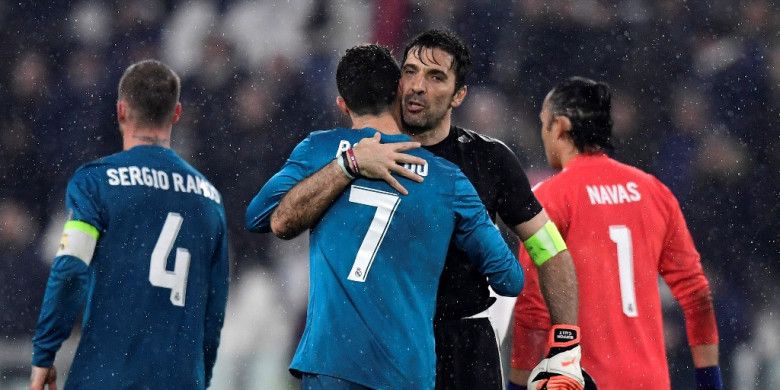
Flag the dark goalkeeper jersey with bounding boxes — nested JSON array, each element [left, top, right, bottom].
[[424, 126, 542, 319]]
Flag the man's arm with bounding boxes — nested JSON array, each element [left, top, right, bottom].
[[267, 132, 426, 239], [31, 170, 103, 388], [657, 180, 720, 387], [31, 256, 90, 376], [453, 173, 523, 296], [269, 159, 351, 239], [513, 210, 578, 325], [510, 210, 579, 387]]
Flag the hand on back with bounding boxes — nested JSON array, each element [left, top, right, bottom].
[[352, 132, 426, 195]]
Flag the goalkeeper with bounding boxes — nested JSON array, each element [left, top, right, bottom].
[[510, 77, 721, 390]]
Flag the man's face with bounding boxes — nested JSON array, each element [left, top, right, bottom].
[[539, 94, 562, 169], [399, 46, 461, 134]]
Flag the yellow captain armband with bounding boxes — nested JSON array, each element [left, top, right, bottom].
[[55, 220, 100, 265], [523, 220, 567, 267]]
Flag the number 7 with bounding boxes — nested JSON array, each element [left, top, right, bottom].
[[347, 186, 400, 282]]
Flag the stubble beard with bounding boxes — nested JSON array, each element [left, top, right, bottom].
[[401, 102, 448, 136], [401, 113, 433, 135]]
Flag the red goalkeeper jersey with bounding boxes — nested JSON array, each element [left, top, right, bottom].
[[512, 153, 717, 389]]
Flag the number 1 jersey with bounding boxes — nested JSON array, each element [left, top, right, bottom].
[[512, 153, 715, 389], [33, 145, 229, 389]]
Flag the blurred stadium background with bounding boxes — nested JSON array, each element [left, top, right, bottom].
[[1, 1, 777, 388]]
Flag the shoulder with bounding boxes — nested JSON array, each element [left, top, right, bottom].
[[68, 154, 119, 185], [530, 174, 559, 199], [607, 157, 673, 195], [307, 128, 353, 142], [453, 126, 522, 174], [452, 126, 513, 153]]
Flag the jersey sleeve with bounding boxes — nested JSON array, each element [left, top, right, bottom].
[[245, 134, 315, 232], [657, 181, 718, 346], [204, 213, 229, 387], [32, 167, 105, 367], [493, 141, 543, 227], [452, 172, 523, 296]]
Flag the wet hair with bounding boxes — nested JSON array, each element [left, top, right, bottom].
[[548, 77, 614, 153], [118, 60, 181, 127], [336, 44, 400, 116], [402, 29, 472, 91]]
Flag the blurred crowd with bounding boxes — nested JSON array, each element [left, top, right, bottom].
[[1, 0, 778, 388]]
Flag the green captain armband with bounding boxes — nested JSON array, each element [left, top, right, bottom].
[[524, 220, 567, 267], [55, 220, 100, 265]]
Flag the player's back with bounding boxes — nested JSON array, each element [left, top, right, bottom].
[[66, 145, 227, 389], [285, 128, 520, 389], [531, 153, 706, 389]]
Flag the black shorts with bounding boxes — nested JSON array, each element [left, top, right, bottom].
[[434, 317, 502, 390]]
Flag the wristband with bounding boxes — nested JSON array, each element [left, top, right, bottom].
[[695, 366, 722, 390], [335, 155, 355, 180], [345, 148, 361, 177]]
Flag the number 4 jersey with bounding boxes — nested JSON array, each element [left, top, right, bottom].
[[32, 145, 229, 390], [512, 153, 717, 389], [246, 128, 523, 389]]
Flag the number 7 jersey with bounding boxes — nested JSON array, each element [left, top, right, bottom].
[[246, 128, 523, 389], [32, 145, 229, 390], [512, 153, 716, 389]]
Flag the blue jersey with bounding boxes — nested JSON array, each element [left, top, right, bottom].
[[32, 145, 229, 390], [246, 128, 522, 389]]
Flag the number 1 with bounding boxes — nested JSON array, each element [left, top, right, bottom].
[[609, 225, 638, 317]]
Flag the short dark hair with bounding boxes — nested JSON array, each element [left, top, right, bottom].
[[118, 60, 181, 127], [548, 77, 614, 153], [336, 44, 400, 116], [402, 29, 472, 91]]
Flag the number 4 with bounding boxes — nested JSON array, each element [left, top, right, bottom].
[[609, 225, 638, 317], [149, 212, 191, 307]]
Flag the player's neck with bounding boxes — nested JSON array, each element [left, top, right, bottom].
[[410, 112, 452, 146], [351, 112, 402, 135], [121, 126, 172, 150], [559, 147, 580, 168]]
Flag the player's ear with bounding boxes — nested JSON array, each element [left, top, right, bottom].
[[171, 102, 182, 125], [336, 96, 350, 115], [117, 100, 128, 123], [451, 85, 467, 108], [554, 115, 572, 140]]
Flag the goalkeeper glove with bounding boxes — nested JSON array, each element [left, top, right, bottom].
[[528, 324, 596, 390], [695, 366, 722, 390]]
